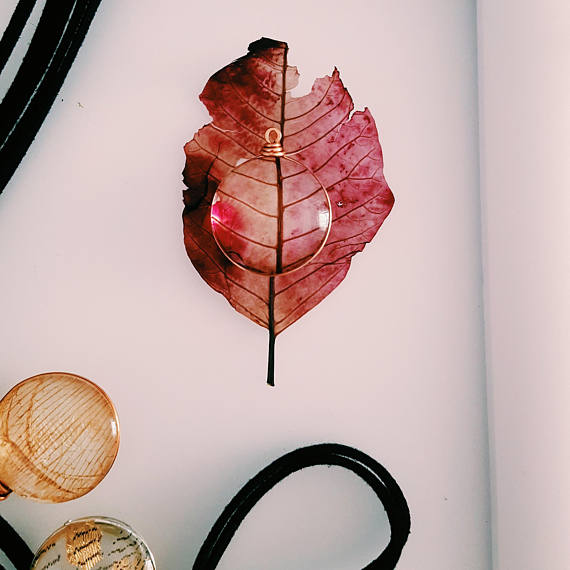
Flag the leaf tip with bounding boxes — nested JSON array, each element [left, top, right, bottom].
[[248, 37, 288, 53]]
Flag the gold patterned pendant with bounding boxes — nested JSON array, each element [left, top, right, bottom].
[[31, 517, 156, 570], [0, 372, 120, 503], [65, 521, 103, 570]]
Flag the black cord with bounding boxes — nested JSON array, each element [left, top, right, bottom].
[[0, 515, 34, 570], [0, 0, 103, 195], [0, 0, 38, 75], [0, 445, 410, 569], [193, 443, 411, 570]]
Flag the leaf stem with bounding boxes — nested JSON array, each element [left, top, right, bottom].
[[267, 328, 276, 387], [267, 276, 276, 386]]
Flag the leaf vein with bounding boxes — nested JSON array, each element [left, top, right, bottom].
[[333, 180, 389, 223], [226, 275, 268, 305], [283, 225, 321, 243], [326, 160, 380, 191], [226, 81, 281, 123], [233, 169, 277, 187], [210, 125, 257, 156], [285, 75, 336, 120], [216, 104, 266, 140], [286, 89, 349, 137], [275, 266, 344, 326], [314, 130, 373, 174], [185, 156, 221, 183], [257, 53, 284, 71], [215, 188, 278, 218], [250, 73, 282, 96], [231, 298, 268, 326], [325, 224, 378, 246], [283, 185, 322, 208], [286, 108, 351, 154], [213, 219, 277, 250], [193, 140, 233, 167], [185, 227, 226, 276]]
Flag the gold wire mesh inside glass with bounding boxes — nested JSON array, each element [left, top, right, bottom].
[[0, 372, 120, 502]]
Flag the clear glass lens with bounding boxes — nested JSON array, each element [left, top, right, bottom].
[[211, 155, 331, 276], [0, 373, 120, 502]]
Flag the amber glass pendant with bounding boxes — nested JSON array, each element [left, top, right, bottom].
[[0, 372, 120, 503], [31, 516, 156, 570], [211, 128, 332, 276]]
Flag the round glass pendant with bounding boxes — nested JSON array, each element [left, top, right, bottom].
[[211, 128, 332, 276], [31, 516, 156, 570], [0, 372, 120, 502]]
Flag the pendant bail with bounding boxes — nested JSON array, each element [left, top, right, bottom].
[[261, 127, 285, 157]]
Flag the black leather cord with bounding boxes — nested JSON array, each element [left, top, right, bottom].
[[0, 515, 34, 570], [0, 445, 410, 569], [0, 0, 102, 195], [193, 443, 411, 570], [0, 0, 38, 75]]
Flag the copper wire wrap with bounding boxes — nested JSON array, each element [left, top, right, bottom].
[[261, 127, 285, 157]]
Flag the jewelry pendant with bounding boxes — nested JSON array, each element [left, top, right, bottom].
[[31, 517, 156, 570], [0, 372, 119, 503], [211, 128, 332, 276]]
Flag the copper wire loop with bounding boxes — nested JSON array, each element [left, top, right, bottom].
[[261, 143, 285, 157], [261, 127, 285, 157]]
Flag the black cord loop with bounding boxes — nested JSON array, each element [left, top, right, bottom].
[[193, 443, 411, 569], [0, 0, 103, 195], [0, 445, 410, 569], [0, 515, 34, 570]]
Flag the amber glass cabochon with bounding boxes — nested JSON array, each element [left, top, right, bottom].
[[211, 155, 332, 276], [0, 372, 120, 502], [31, 516, 156, 570]]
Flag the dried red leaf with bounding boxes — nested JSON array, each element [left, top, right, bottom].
[[182, 38, 394, 384]]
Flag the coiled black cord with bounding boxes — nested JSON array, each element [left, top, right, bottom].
[[0, 0, 37, 75], [0, 444, 410, 569], [0, 0, 102, 195], [193, 443, 411, 569], [0, 515, 33, 570]]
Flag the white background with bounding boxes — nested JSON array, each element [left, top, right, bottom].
[[0, 1, 491, 568]]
